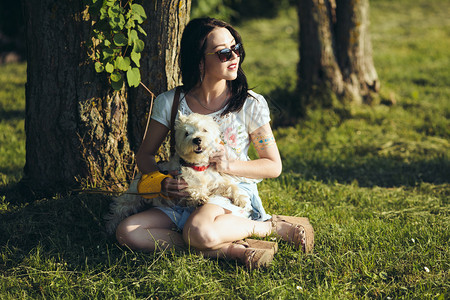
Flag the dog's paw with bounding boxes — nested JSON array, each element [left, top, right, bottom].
[[186, 196, 208, 207], [187, 188, 209, 203], [231, 193, 248, 208]]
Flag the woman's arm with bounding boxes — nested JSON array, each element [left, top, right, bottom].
[[210, 123, 282, 179], [136, 118, 189, 199], [136, 119, 170, 174]]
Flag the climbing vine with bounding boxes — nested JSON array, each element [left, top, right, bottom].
[[85, 0, 147, 90]]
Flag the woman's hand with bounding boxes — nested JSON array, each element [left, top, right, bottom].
[[209, 144, 231, 173], [161, 170, 189, 200]]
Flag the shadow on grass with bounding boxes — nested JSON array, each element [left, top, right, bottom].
[[0, 193, 236, 276], [266, 86, 305, 128], [0, 109, 24, 122], [283, 155, 450, 188], [0, 165, 23, 179], [0, 193, 121, 269]]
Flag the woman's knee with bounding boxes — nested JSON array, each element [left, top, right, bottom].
[[182, 204, 228, 249], [115, 209, 178, 250], [114, 210, 153, 248], [115, 217, 137, 247], [183, 216, 220, 249]]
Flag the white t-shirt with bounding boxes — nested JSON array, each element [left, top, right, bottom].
[[151, 88, 271, 165], [152, 88, 272, 216]]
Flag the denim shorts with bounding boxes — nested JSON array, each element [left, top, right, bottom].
[[155, 182, 271, 230]]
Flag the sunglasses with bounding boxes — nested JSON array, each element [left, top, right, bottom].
[[206, 43, 243, 62]]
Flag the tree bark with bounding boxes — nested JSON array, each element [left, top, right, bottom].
[[21, 0, 190, 196], [297, 0, 379, 107], [129, 0, 190, 161]]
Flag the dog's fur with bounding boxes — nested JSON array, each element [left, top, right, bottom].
[[104, 112, 248, 234]]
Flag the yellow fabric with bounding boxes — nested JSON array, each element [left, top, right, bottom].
[[137, 171, 173, 199]]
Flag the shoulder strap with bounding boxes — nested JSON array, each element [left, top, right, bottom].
[[170, 87, 181, 156]]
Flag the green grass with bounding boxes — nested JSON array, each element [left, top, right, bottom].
[[0, 63, 26, 186], [1, 0, 449, 298]]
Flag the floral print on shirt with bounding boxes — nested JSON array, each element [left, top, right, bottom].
[[221, 121, 247, 156]]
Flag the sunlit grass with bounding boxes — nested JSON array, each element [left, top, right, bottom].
[[0, 0, 449, 298], [0, 63, 26, 185], [237, 8, 299, 97]]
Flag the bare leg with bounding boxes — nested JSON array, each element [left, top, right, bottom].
[[182, 203, 273, 250], [115, 207, 255, 265], [116, 205, 282, 268], [115, 208, 186, 252]]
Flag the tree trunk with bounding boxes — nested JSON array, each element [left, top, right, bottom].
[[21, 0, 190, 196], [129, 0, 190, 161], [297, 0, 379, 107]]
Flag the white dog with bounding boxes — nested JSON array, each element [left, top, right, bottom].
[[105, 112, 248, 234]]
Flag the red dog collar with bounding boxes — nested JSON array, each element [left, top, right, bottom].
[[180, 158, 211, 172], [185, 164, 210, 172]]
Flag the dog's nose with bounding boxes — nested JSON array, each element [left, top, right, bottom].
[[193, 137, 202, 145]]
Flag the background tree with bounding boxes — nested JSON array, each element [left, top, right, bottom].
[[297, 0, 379, 108], [0, 1, 25, 63], [21, 0, 190, 197]]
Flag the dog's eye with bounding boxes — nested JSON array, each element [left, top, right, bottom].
[[202, 129, 208, 133], [185, 131, 189, 137]]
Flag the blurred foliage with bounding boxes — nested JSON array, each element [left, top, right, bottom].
[[191, 0, 235, 21], [0, 1, 25, 59], [191, 0, 296, 23], [0, 1, 23, 37]]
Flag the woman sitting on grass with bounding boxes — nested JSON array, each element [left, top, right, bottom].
[[115, 17, 314, 269]]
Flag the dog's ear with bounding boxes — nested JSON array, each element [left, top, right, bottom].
[[176, 111, 187, 124]]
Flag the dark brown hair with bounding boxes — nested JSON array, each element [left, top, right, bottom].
[[179, 18, 250, 115]]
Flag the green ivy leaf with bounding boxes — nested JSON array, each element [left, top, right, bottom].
[[133, 39, 145, 53], [111, 78, 124, 91], [130, 51, 141, 67], [125, 9, 132, 20], [109, 11, 125, 30], [131, 4, 147, 23], [102, 48, 114, 60], [109, 17, 118, 30], [129, 29, 138, 45], [113, 48, 122, 57], [115, 56, 130, 71], [125, 18, 134, 30], [110, 71, 122, 82], [137, 25, 147, 36], [94, 61, 104, 73], [108, 5, 120, 19], [87, 0, 147, 90], [99, 5, 108, 20], [105, 62, 114, 73], [113, 33, 127, 46], [126, 67, 141, 87], [118, 14, 126, 30]]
